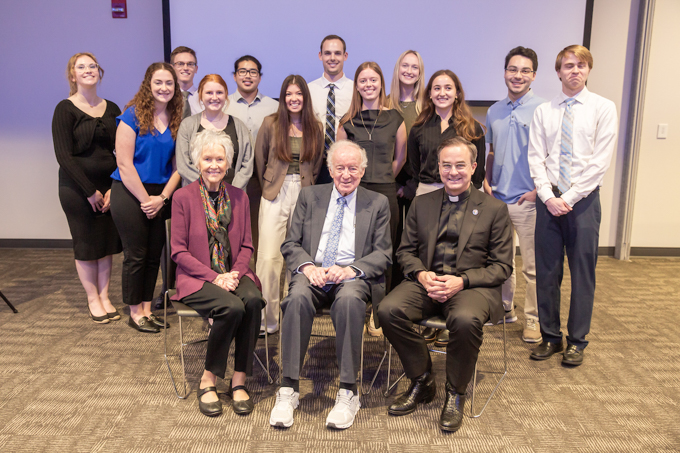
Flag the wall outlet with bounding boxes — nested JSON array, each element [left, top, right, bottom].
[[657, 124, 668, 139]]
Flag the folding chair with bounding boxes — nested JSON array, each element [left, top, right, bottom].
[[385, 315, 507, 417], [163, 219, 273, 399], [0, 290, 18, 313]]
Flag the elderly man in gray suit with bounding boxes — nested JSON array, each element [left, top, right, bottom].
[[378, 137, 513, 433], [269, 140, 392, 430]]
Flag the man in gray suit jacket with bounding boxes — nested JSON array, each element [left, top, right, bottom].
[[378, 137, 513, 433], [269, 141, 391, 430]]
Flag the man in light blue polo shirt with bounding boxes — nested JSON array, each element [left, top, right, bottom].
[[484, 46, 546, 343]]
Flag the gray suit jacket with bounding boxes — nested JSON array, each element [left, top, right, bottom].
[[281, 184, 392, 320], [397, 187, 513, 323]]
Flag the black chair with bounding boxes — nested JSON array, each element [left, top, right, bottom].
[[0, 290, 18, 313], [163, 219, 273, 399], [385, 315, 507, 418]]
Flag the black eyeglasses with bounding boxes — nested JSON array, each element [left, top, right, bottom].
[[173, 62, 196, 68], [236, 69, 259, 77], [505, 67, 535, 75]]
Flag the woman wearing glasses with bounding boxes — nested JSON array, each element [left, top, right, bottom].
[[408, 70, 485, 196], [176, 74, 254, 190], [254, 75, 323, 334], [52, 52, 122, 324], [110, 62, 183, 333]]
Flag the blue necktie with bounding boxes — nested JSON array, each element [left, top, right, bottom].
[[558, 98, 576, 194], [321, 196, 347, 291]]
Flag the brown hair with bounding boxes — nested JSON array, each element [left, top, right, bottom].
[[555, 45, 593, 71], [65, 52, 104, 96], [197, 74, 230, 110], [271, 75, 321, 163], [413, 69, 484, 141], [125, 62, 183, 140], [340, 62, 388, 127], [170, 46, 197, 64], [388, 50, 425, 115]]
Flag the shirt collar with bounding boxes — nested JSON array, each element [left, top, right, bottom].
[[321, 74, 350, 90], [234, 90, 262, 104], [184, 85, 197, 96], [560, 86, 589, 105], [505, 89, 535, 107], [443, 186, 471, 204], [331, 184, 357, 211]]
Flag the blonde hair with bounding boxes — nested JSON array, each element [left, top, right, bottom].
[[388, 50, 425, 115], [555, 45, 593, 71], [66, 52, 104, 96]]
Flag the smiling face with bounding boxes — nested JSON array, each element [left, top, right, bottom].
[[356, 68, 381, 104], [233, 59, 260, 95], [319, 39, 347, 79], [504, 55, 536, 100], [199, 143, 228, 191], [330, 145, 365, 197], [150, 69, 176, 105], [398, 53, 420, 87], [71, 55, 99, 89], [430, 74, 457, 114], [439, 144, 476, 196], [557, 52, 591, 97], [285, 83, 303, 116], [201, 81, 226, 113], [172, 52, 197, 88]]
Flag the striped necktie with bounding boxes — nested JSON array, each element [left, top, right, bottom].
[[324, 84, 336, 152], [558, 97, 576, 194], [321, 196, 347, 291]]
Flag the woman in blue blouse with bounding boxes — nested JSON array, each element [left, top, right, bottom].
[[110, 62, 183, 333]]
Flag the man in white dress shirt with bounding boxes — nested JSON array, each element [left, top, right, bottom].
[[170, 46, 201, 118], [527, 45, 618, 366], [308, 35, 353, 183]]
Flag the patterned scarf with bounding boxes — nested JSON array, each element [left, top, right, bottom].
[[199, 176, 232, 273]]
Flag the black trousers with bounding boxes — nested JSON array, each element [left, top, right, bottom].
[[110, 180, 168, 305], [392, 194, 412, 287], [378, 280, 491, 394], [360, 182, 398, 292], [535, 189, 601, 349], [181, 277, 264, 379]]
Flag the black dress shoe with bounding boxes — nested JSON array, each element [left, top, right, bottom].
[[562, 344, 584, 366], [388, 371, 436, 416], [229, 383, 254, 415], [197, 386, 223, 417], [420, 327, 439, 343], [148, 314, 170, 329], [439, 382, 465, 432], [530, 340, 564, 360], [88, 306, 110, 324], [127, 316, 160, 333], [434, 329, 449, 348], [106, 309, 121, 321]]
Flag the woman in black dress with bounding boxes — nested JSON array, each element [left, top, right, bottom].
[[52, 52, 122, 324]]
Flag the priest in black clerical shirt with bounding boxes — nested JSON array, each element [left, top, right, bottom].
[[378, 136, 513, 433]]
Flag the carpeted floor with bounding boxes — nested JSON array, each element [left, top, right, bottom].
[[0, 249, 679, 452]]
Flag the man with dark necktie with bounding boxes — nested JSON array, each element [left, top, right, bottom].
[[378, 136, 513, 432], [170, 46, 200, 119]]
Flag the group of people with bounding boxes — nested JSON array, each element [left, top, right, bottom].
[[52, 34, 617, 433]]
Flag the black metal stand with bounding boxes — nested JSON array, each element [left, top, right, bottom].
[[0, 290, 18, 313]]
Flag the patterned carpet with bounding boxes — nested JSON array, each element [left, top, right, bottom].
[[0, 249, 679, 452]]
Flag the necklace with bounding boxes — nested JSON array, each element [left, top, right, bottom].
[[290, 123, 301, 138], [360, 109, 381, 141]]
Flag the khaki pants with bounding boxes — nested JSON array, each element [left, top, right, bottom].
[[256, 175, 301, 332]]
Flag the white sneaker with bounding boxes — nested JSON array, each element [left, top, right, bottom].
[[269, 387, 299, 428], [326, 389, 361, 429]]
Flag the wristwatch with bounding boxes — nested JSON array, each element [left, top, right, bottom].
[[159, 194, 169, 205]]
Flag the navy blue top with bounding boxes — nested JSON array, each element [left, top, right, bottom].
[[111, 107, 175, 184]]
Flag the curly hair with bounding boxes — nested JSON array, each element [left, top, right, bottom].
[[413, 69, 484, 142], [125, 62, 183, 140], [66, 52, 104, 96], [340, 61, 388, 127], [271, 75, 321, 163], [190, 129, 234, 171]]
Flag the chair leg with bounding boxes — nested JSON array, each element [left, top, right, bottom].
[[363, 336, 388, 395], [384, 343, 406, 396], [254, 328, 274, 384], [164, 291, 190, 399], [0, 290, 18, 313], [468, 316, 508, 418]]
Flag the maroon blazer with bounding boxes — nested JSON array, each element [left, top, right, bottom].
[[171, 180, 261, 300]]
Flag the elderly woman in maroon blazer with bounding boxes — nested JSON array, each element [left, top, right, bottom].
[[171, 128, 264, 418]]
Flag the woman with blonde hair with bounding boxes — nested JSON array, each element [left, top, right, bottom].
[[176, 74, 254, 190], [254, 75, 323, 334], [52, 52, 123, 323], [110, 62, 183, 333]]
